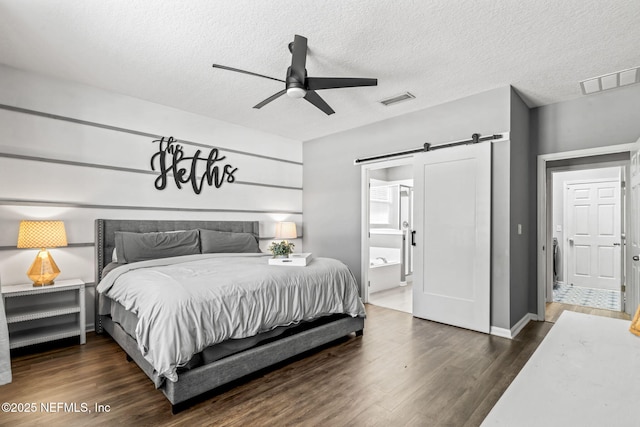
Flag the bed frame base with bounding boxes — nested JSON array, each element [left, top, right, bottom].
[[100, 314, 364, 411]]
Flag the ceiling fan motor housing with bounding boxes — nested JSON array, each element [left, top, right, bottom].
[[286, 66, 307, 98]]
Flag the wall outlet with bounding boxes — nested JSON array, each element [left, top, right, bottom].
[[556, 225, 562, 232], [518, 224, 522, 235]]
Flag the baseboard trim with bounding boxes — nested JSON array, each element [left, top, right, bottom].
[[490, 313, 538, 339]]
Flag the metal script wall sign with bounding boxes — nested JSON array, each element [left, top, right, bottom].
[[150, 136, 238, 194]]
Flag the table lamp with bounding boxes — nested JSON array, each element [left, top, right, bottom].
[[17, 220, 68, 286], [275, 222, 297, 241]]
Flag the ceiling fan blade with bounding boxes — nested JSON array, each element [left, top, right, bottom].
[[306, 77, 378, 91], [253, 89, 287, 109], [212, 64, 285, 83], [304, 90, 335, 115], [290, 35, 308, 80]]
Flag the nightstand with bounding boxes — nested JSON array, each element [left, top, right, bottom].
[[1, 279, 85, 349]]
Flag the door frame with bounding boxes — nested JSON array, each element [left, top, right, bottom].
[[537, 143, 634, 320], [360, 156, 414, 303]]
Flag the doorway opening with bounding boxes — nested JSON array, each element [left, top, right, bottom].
[[361, 159, 413, 314], [539, 147, 633, 321], [549, 166, 624, 314]]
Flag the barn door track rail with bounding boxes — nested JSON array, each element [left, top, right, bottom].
[[354, 133, 503, 164]]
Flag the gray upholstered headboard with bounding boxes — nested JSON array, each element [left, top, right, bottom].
[[94, 219, 260, 283]]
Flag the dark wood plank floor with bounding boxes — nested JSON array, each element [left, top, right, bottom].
[[0, 305, 553, 426]]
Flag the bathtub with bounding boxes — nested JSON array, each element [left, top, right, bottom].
[[369, 247, 402, 293]]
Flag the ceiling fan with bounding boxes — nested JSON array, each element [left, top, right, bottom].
[[212, 34, 377, 115]]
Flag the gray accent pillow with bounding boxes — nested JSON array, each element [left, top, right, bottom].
[[114, 230, 200, 263], [199, 229, 260, 254]]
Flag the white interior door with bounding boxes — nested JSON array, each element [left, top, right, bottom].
[[412, 143, 491, 333], [629, 137, 640, 315], [566, 180, 621, 291]]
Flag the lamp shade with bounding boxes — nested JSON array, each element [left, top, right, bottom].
[[17, 220, 68, 249], [17, 220, 67, 286], [274, 222, 297, 240]]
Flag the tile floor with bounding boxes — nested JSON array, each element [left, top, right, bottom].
[[369, 282, 412, 313], [369, 281, 623, 315], [552, 283, 621, 312]]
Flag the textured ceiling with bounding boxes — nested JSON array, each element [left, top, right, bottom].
[[1, 1, 639, 142]]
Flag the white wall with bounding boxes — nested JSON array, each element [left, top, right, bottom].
[[0, 65, 303, 330], [385, 165, 412, 182]]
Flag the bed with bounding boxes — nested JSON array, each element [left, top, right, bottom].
[[481, 311, 640, 426], [94, 219, 365, 412]]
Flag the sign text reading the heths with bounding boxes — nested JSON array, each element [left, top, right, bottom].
[[150, 136, 238, 194]]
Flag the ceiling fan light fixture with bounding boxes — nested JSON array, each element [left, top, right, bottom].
[[287, 87, 307, 98]]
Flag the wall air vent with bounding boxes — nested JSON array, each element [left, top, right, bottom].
[[379, 92, 416, 106], [580, 66, 640, 95]]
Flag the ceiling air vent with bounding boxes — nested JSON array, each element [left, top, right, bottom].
[[580, 66, 640, 95], [379, 92, 415, 106]]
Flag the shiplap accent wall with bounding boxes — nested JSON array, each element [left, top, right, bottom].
[[0, 65, 303, 329]]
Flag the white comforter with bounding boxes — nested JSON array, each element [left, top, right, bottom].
[[96, 253, 365, 382]]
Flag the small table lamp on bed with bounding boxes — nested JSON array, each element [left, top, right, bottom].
[[272, 222, 297, 256], [275, 222, 297, 242], [17, 220, 68, 287]]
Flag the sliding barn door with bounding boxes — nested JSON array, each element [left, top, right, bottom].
[[412, 143, 491, 333]]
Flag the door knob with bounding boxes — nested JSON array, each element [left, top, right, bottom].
[[634, 255, 640, 261]]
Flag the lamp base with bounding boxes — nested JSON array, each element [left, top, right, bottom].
[[32, 280, 56, 287], [27, 249, 60, 287]]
